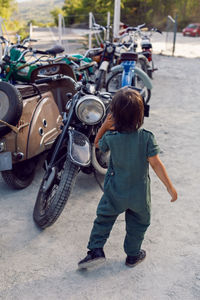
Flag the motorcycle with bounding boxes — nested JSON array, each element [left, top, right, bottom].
[[140, 27, 162, 79], [0, 35, 66, 83], [0, 63, 77, 189], [0, 36, 96, 85], [88, 23, 117, 91], [33, 75, 112, 229]]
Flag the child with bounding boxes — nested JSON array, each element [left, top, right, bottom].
[[78, 87, 177, 269]]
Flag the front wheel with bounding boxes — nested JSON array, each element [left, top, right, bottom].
[[106, 70, 151, 104], [33, 158, 79, 229]]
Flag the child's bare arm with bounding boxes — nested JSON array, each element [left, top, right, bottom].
[[94, 114, 115, 148], [148, 155, 178, 202]]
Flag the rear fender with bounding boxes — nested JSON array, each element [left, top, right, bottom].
[[110, 65, 152, 89]]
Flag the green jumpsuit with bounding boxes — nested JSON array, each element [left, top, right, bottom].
[[88, 128, 160, 256]]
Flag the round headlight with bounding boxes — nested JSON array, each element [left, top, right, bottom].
[[107, 45, 114, 53], [75, 95, 106, 125]]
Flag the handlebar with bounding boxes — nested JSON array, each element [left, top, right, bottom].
[[35, 77, 54, 84], [35, 74, 77, 86], [0, 36, 9, 42]]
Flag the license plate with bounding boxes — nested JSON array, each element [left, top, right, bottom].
[[0, 152, 12, 171]]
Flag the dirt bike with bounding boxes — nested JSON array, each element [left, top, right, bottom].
[[33, 75, 112, 229], [0, 63, 78, 189]]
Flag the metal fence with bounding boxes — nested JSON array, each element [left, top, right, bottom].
[[56, 12, 111, 52]]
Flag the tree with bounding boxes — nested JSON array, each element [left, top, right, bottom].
[[0, 0, 16, 19]]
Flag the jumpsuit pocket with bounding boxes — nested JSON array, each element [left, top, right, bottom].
[[103, 170, 114, 190]]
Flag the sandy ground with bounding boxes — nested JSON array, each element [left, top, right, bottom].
[[0, 30, 200, 299]]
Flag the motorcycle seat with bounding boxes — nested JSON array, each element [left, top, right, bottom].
[[45, 45, 65, 56], [120, 52, 138, 61]]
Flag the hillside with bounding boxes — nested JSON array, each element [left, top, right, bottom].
[[17, 0, 64, 23]]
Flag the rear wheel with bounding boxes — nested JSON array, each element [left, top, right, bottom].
[[33, 157, 79, 229], [0, 82, 23, 136], [106, 70, 151, 104], [138, 58, 148, 74]]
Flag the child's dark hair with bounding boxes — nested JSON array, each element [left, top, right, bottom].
[[110, 87, 144, 132]]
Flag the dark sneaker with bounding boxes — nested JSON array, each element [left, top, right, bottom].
[[125, 249, 146, 267], [78, 248, 106, 269]]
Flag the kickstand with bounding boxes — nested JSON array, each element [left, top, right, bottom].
[[93, 170, 104, 192]]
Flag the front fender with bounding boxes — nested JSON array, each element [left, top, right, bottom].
[[110, 65, 152, 90], [68, 129, 91, 167]]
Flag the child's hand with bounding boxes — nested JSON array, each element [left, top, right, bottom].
[[167, 186, 178, 202], [94, 114, 115, 148], [102, 113, 115, 131]]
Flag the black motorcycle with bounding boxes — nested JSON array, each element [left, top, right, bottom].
[[95, 40, 116, 91], [90, 23, 116, 91], [33, 74, 112, 229]]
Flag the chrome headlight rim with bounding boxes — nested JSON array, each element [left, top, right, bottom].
[[75, 95, 106, 125], [107, 45, 114, 54]]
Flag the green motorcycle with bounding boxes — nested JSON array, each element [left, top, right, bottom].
[[0, 36, 96, 84]]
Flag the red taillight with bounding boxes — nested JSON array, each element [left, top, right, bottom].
[[77, 73, 82, 81]]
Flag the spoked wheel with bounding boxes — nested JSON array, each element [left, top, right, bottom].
[[106, 70, 151, 104], [138, 58, 148, 74], [132, 74, 151, 104], [33, 158, 79, 229], [147, 60, 154, 79], [106, 71, 122, 94]]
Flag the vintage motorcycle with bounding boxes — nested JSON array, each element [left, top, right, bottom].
[[0, 36, 96, 85], [0, 63, 80, 189], [33, 74, 112, 229]]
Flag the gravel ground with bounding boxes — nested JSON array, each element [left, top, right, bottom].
[[0, 31, 200, 299]]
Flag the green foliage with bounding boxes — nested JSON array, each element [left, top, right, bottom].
[[50, 7, 64, 26], [16, 25, 29, 41], [0, 0, 199, 34], [61, 0, 200, 31], [0, 0, 16, 20]]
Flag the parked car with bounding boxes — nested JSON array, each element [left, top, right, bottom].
[[182, 23, 200, 37]]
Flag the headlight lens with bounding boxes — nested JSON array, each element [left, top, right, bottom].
[[75, 95, 105, 125], [107, 45, 114, 53], [0, 141, 6, 152]]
